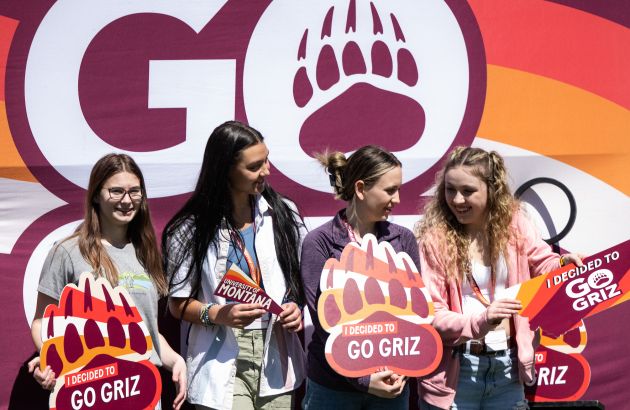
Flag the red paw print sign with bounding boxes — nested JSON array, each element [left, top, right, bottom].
[[525, 323, 591, 402], [40, 273, 161, 410], [317, 234, 442, 377]]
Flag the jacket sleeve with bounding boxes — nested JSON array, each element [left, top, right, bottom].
[[400, 228, 422, 273], [515, 210, 561, 278], [299, 231, 328, 319], [420, 237, 494, 346], [299, 229, 371, 392]]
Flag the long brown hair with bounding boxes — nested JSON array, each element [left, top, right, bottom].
[[68, 153, 167, 295], [417, 146, 517, 282]]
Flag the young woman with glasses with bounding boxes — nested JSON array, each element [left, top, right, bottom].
[[29, 153, 187, 409]]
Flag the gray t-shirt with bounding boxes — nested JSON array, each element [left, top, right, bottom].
[[38, 237, 162, 366]]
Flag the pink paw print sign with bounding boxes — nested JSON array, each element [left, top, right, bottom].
[[318, 234, 442, 377], [40, 272, 161, 410]]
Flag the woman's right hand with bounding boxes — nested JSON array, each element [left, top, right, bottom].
[[27, 356, 56, 391], [485, 298, 522, 326], [213, 303, 266, 328], [367, 369, 407, 398]]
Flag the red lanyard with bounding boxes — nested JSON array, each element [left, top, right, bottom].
[[465, 271, 491, 307], [341, 216, 359, 244], [465, 263, 497, 308]]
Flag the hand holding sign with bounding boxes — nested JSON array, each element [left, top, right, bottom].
[[525, 322, 591, 402], [214, 263, 284, 315], [318, 234, 442, 377], [498, 239, 630, 338], [40, 272, 161, 410]]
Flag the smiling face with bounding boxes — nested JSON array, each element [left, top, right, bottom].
[[356, 166, 402, 223], [444, 165, 488, 232], [96, 171, 143, 230], [229, 142, 271, 199]]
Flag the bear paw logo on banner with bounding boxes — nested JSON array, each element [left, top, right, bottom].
[[244, 0, 479, 194], [40, 272, 161, 410], [317, 234, 442, 377], [291, 0, 424, 155], [525, 322, 591, 402]]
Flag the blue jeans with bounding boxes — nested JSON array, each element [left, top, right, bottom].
[[303, 378, 409, 410], [420, 348, 527, 410], [454, 348, 527, 410]]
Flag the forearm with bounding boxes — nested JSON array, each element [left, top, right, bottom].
[[432, 309, 493, 345], [169, 297, 265, 328], [169, 297, 217, 326], [31, 292, 59, 352], [158, 333, 183, 371], [31, 318, 44, 351]]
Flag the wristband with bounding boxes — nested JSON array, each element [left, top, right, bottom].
[[200, 303, 217, 327]]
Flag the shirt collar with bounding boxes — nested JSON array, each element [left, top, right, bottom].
[[331, 208, 401, 245]]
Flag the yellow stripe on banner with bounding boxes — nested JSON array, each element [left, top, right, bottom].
[[478, 65, 630, 196], [0, 101, 36, 182]]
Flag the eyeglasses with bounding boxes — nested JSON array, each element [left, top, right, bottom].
[[105, 187, 143, 201]]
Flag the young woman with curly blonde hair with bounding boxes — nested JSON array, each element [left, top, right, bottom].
[[416, 147, 582, 410]]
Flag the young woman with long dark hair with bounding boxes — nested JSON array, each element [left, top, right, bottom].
[[163, 121, 306, 410], [300, 145, 421, 410], [29, 153, 187, 409]]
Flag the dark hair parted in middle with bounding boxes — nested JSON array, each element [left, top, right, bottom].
[[162, 120, 305, 308], [317, 145, 402, 201]]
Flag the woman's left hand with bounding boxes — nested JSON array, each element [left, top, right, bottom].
[[561, 253, 585, 267], [279, 302, 303, 332], [171, 355, 187, 410]]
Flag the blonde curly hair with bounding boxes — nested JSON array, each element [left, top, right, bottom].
[[416, 146, 518, 282]]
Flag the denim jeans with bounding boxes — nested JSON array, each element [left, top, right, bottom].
[[420, 348, 527, 410], [455, 348, 527, 410], [303, 378, 409, 410]]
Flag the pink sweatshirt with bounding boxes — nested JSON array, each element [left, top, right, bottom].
[[418, 210, 561, 409]]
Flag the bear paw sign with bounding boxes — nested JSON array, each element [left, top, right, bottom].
[[317, 234, 442, 377], [40, 272, 161, 410]]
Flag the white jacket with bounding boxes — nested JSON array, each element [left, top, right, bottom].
[[169, 195, 306, 409]]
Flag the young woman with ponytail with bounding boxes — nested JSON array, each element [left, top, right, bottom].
[[163, 121, 307, 410], [416, 147, 583, 410], [300, 145, 420, 409]]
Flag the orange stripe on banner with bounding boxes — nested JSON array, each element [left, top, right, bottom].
[[0, 16, 19, 98], [0, 17, 34, 182], [478, 65, 630, 195], [519, 270, 569, 321], [469, 0, 630, 111], [0, 101, 36, 181]]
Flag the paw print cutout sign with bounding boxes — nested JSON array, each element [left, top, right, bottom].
[[525, 322, 591, 402], [40, 272, 161, 410], [318, 234, 442, 377]]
